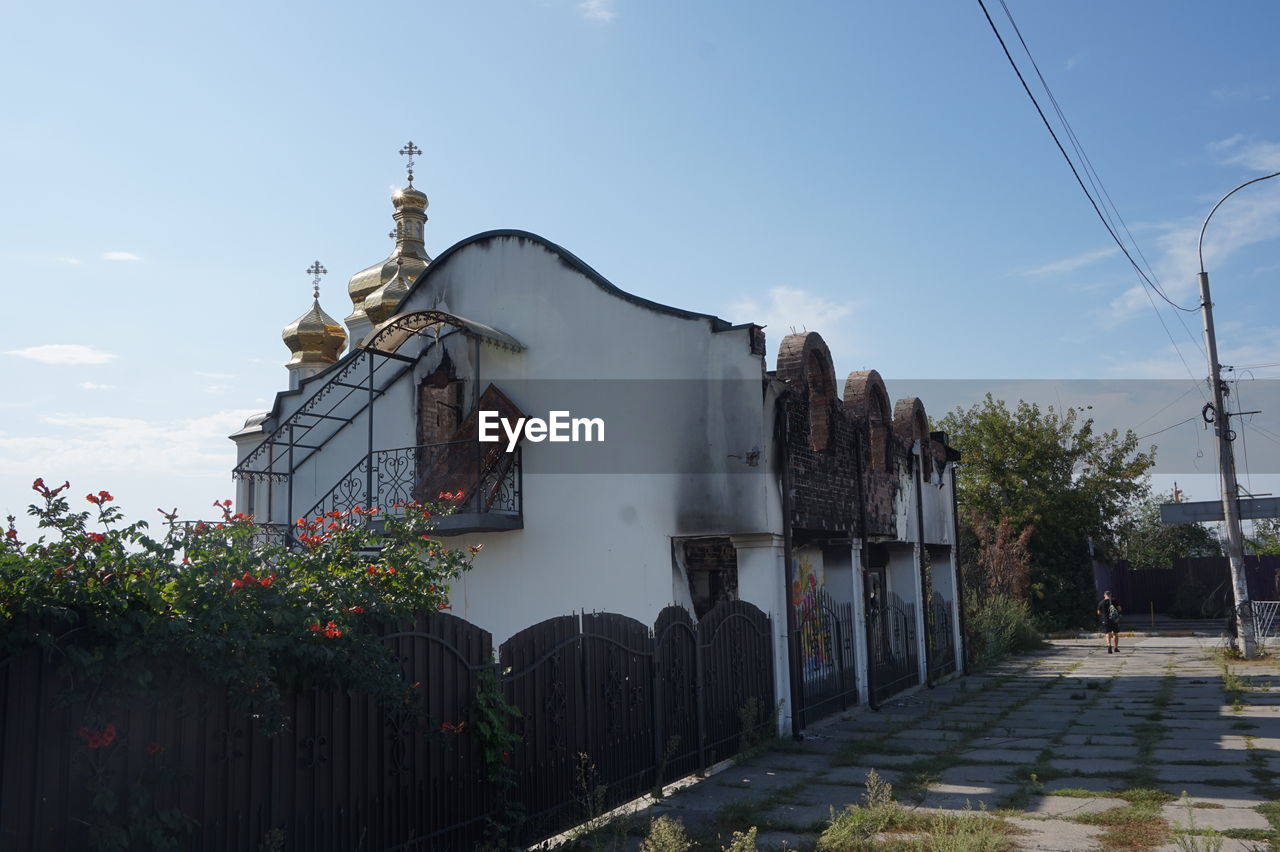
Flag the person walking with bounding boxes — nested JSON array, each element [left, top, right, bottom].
[[1097, 590, 1122, 653]]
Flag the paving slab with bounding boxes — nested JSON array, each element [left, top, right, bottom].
[[936, 764, 1019, 786], [1153, 763, 1257, 784], [1006, 816, 1104, 851], [1058, 733, 1136, 746], [1047, 757, 1137, 775], [919, 781, 1019, 809], [1154, 782, 1269, 809], [951, 746, 1042, 765], [760, 800, 840, 833], [1151, 746, 1250, 764], [713, 766, 815, 794], [753, 751, 834, 774], [843, 751, 922, 768], [1160, 801, 1274, 831], [817, 765, 904, 787], [1024, 794, 1127, 818], [1050, 744, 1140, 761]]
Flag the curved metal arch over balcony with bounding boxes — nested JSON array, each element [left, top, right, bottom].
[[359, 309, 525, 358]]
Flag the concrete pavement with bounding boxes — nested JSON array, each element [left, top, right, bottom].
[[639, 637, 1280, 851]]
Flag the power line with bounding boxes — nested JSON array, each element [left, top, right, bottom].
[[1133, 381, 1207, 429], [1137, 415, 1199, 441], [975, 0, 1200, 314]]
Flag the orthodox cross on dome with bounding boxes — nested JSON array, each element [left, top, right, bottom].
[[307, 260, 327, 299], [399, 141, 422, 185]]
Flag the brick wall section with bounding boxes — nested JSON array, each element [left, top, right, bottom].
[[784, 385, 861, 532], [778, 337, 957, 541], [842, 369, 900, 539]]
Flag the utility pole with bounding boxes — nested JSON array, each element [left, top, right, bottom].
[[1197, 171, 1280, 657]]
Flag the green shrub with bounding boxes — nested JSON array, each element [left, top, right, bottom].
[[640, 815, 692, 852], [721, 826, 758, 852], [964, 592, 1044, 669]]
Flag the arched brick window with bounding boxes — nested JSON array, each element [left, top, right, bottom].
[[843, 370, 892, 474], [777, 332, 837, 453]]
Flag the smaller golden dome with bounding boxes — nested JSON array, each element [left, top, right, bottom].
[[393, 184, 429, 211], [363, 258, 413, 326], [283, 298, 347, 367]]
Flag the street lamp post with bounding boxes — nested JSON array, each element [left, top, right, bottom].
[[1197, 170, 1280, 658]]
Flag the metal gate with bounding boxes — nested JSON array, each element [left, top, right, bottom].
[[792, 589, 857, 727], [869, 592, 919, 703], [928, 592, 957, 680]]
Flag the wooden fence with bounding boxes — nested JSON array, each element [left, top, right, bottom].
[[0, 601, 774, 851]]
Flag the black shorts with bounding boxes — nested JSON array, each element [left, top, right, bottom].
[[1103, 619, 1119, 633]]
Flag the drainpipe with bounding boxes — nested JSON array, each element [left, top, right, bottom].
[[856, 420, 880, 711], [778, 395, 804, 740], [915, 441, 934, 688], [949, 455, 970, 675]]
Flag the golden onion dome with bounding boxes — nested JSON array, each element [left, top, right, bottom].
[[363, 258, 414, 326], [346, 183, 432, 325], [283, 297, 347, 367], [393, 184, 428, 211]]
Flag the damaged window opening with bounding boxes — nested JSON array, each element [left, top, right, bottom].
[[677, 537, 738, 619], [417, 361, 463, 447]]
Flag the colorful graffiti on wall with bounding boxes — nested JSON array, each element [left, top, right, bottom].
[[792, 551, 833, 670]]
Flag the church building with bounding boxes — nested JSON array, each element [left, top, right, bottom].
[[230, 145, 965, 732]]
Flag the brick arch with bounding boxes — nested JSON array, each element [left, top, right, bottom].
[[843, 369, 892, 473], [893, 397, 930, 465], [777, 332, 837, 452]]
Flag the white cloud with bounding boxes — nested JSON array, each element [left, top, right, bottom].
[[578, 0, 617, 23], [1210, 86, 1273, 105], [6, 344, 117, 365], [102, 251, 141, 262], [81, 381, 116, 391], [1091, 136, 1280, 328], [1211, 135, 1280, 172], [58, 257, 81, 265], [0, 409, 261, 479], [729, 285, 859, 368], [1017, 246, 1118, 277]]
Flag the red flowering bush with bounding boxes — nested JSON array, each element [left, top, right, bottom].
[[2, 480, 476, 728], [2, 480, 480, 847]]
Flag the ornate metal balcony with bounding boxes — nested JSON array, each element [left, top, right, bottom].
[[177, 521, 292, 549], [304, 440, 522, 536]]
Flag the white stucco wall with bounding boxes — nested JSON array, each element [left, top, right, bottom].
[[238, 233, 785, 648]]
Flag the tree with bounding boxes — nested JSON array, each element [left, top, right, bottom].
[[1246, 517, 1280, 555], [1117, 491, 1221, 572], [937, 394, 1155, 626]]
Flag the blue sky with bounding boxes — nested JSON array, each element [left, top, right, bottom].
[[3, 0, 1279, 534]]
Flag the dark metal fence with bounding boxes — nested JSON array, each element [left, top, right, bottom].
[[792, 589, 857, 727], [869, 592, 920, 704], [0, 602, 773, 852], [929, 593, 957, 681]]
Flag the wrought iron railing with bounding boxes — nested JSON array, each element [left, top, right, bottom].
[[869, 591, 920, 703], [176, 521, 292, 549], [302, 441, 522, 524], [792, 589, 857, 727], [929, 593, 957, 680]]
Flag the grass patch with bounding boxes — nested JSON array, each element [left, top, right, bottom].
[[1072, 804, 1170, 851], [1114, 788, 1177, 807], [815, 770, 1017, 852]]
